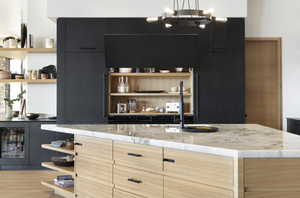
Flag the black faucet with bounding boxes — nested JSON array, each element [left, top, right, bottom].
[[179, 81, 218, 133], [179, 81, 185, 129]]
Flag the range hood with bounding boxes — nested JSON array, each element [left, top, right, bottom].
[[105, 34, 209, 68]]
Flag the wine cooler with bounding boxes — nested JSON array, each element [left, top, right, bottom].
[[0, 127, 25, 159]]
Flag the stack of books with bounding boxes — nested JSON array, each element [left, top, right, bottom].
[[54, 175, 74, 187]]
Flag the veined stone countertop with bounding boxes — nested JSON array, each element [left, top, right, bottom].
[[41, 124, 300, 158]]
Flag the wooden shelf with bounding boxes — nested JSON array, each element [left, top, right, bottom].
[[42, 144, 74, 155], [0, 48, 56, 59], [0, 48, 56, 53], [109, 112, 193, 116], [41, 162, 75, 176], [0, 79, 56, 84], [109, 72, 192, 78], [41, 181, 74, 198], [110, 93, 191, 97]]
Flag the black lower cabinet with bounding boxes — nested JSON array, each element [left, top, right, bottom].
[[0, 121, 72, 170]]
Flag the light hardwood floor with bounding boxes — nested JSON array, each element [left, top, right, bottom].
[[0, 170, 63, 198]]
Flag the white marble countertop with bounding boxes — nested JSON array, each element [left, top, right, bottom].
[[41, 124, 300, 158]]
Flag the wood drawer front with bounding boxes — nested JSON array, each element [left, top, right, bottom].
[[75, 176, 112, 198], [114, 166, 163, 198], [164, 148, 234, 189], [245, 192, 300, 198], [75, 135, 112, 161], [164, 176, 233, 198], [114, 141, 163, 172], [245, 158, 300, 191], [75, 155, 113, 185], [114, 189, 144, 198]]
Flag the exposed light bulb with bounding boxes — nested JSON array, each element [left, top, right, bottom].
[[165, 23, 173, 28], [164, 7, 175, 15], [215, 17, 228, 23], [199, 24, 206, 29], [204, 8, 214, 15], [146, 17, 159, 23]]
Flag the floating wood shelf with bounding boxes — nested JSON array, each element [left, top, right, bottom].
[[0, 48, 56, 52], [110, 93, 191, 97], [41, 162, 75, 176], [0, 48, 56, 59], [41, 181, 74, 198], [109, 72, 192, 78], [0, 79, 56, 83], [42, 144, 74, 155], [109, 112, 193, 116]]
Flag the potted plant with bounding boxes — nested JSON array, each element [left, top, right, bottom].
[[4, 90, 26, 119]]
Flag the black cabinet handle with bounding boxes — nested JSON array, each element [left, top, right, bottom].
[[128, 178, 142, 184], [163, 158, 176, 163], [74, 142, 82, 146], [128, 153, 143, 157], [79, 47, 97, 50]]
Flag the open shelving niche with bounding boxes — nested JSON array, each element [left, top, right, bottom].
[[41, 144, 75, 198], [108, 72, 194, 116], [0, 48, 57, 84]]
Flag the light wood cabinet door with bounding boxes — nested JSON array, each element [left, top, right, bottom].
[[245, 192, 300, 198], [114, 189, 144, 198], [75, 154, 113, 185], [164, 148, 234, 189], [114, 141, 163, 172], [75, 176, 112, 198], [164, 176, 233, 198], [245, 158, 300, 191], [75, 135, 113, 161], [114, 166, 163, 198]]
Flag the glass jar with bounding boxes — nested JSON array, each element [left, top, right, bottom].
[[128, 99, 137, 113]]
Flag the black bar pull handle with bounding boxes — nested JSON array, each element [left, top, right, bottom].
[[128, 178, 142, 184], [163, 158, 176, 163], [74, 142, 83, 146], [79, 47, 97, 50], [128, 153, 143, 157]]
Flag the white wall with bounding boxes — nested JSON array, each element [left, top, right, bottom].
[[246, 0, 300, 129], [47, 0, 247, 19], [0, 0, 22, 37], [26, 0, 57, 115]]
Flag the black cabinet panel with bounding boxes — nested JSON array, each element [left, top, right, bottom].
[[63, 19, 107, 52], [105, 34, 206, 67], [58, 52, 106, 123], [211, 22, 227, 51], [195, 51, 245, 123]]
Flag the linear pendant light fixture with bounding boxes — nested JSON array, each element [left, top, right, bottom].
[[146, 0, 227, 29]]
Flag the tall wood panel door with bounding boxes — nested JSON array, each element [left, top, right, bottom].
[[245, 38, 282, 129]]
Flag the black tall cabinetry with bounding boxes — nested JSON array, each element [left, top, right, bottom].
[[57, 19, 107, 124], [57, 18, 245, 124], [194, 19, 245, 123]]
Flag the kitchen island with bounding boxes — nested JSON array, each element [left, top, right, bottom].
[[41, 124, 300, 198]]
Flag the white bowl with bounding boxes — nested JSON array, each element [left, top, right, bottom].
[[175, 68, 184, 72], [119, 68, 132, 73]]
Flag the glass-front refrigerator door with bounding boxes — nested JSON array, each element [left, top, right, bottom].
[[0, 126, 29, 167]]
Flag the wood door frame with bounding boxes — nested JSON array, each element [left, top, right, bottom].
[[245, 37, 283, 129]]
